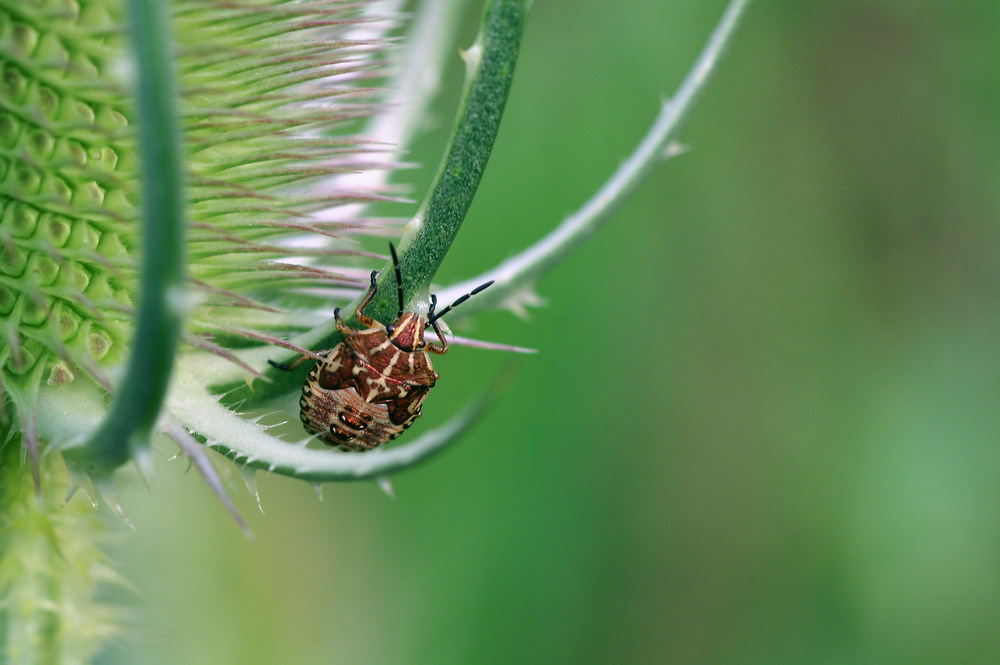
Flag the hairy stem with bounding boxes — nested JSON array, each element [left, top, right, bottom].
[[168, 366, 501, 482]]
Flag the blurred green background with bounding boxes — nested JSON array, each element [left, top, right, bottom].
[[106, 1, 1000, 663]]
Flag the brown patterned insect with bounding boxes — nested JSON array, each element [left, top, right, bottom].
[[270, 244, 493, 451]]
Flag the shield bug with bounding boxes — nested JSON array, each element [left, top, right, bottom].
[[270, 244, 493, 451]]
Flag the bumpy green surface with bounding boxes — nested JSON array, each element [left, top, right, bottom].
[[0, 3, 136, 395], [0, 442, 118, 664]]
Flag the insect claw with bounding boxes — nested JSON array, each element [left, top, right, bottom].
[[268, 359, 292, 371]]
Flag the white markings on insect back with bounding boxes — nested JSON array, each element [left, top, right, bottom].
[[383, 349, 401, 374], [289, 242, 495, 450]]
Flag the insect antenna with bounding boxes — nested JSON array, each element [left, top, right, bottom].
[[426, 280, 495, 326], [388, 243, 405, 318]]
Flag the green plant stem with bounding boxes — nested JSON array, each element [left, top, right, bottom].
[[65, 0, 187, 474], [386, 0, 526, 305], [435, 0, 752, 317]]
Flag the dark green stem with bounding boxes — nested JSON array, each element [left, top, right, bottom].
[[66, 0, 186, 474], [363, 0, 526, 325], [320, 0, 525, 330]]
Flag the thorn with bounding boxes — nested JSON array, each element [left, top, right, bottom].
[[63, 466, 97, 509], [241, 467, 264, 514], [133, 446, 155, 488], [94, 475, 134, 530], [376, 475, 395, 500], [162, 420, 249, 534], [459, 42, 482, 69], [662, 141, 689, 160]]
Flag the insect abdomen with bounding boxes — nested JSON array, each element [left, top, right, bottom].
[[299, 343, 431, 451]]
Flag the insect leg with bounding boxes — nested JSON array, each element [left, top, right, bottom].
[[354, 269, 379, 328], [334, 270, 378, 333], [425, 294, 448, 355], [268, 354, 311, 371], [334, 307, 359, 335]]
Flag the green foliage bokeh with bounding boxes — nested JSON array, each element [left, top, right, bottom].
[[105, 1, 1000, 663]]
